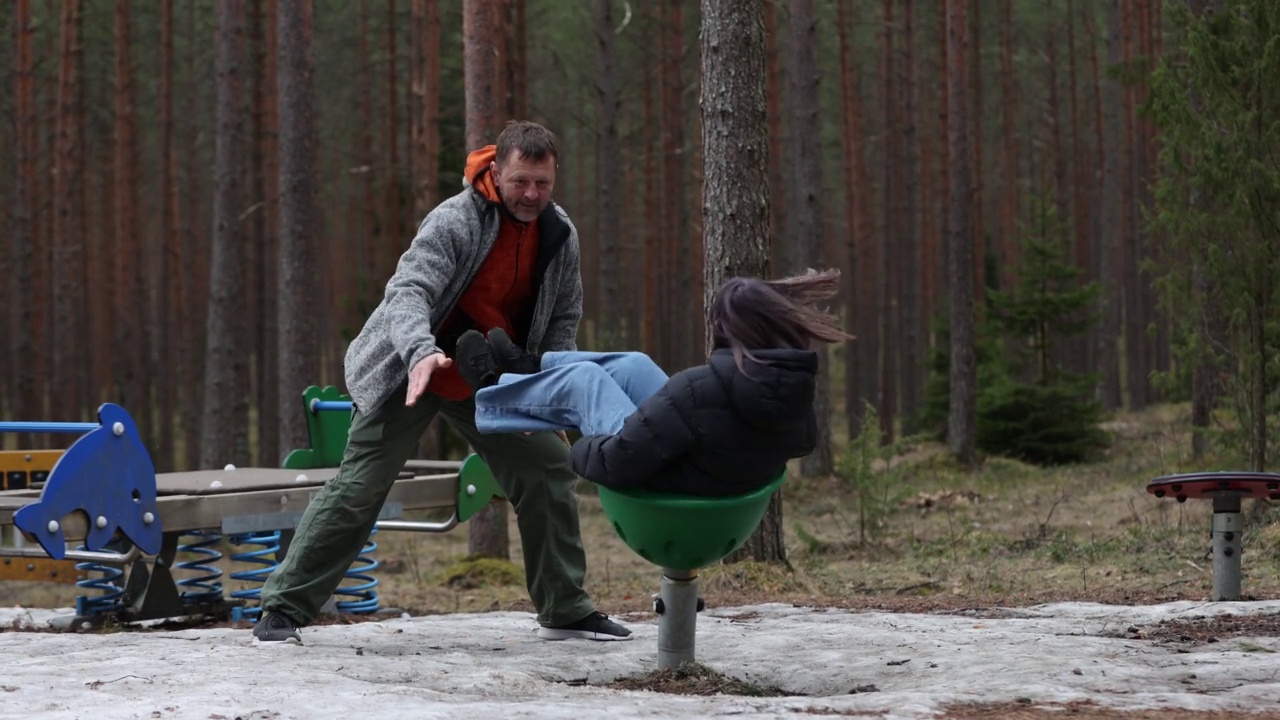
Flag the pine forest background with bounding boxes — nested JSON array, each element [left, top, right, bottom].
[[0, 0, 1218, 478]]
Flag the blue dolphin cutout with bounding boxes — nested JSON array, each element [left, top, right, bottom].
[[14, 403, 163, 559]]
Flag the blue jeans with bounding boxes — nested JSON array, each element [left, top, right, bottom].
[[475, 351, 670, 436]]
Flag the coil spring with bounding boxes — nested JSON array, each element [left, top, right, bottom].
[[174, 531, 224, 605], [74, 550, 125, 618], [334, 528, 380, 614], [228, 531, 281, 622]]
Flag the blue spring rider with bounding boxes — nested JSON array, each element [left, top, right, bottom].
[[12, 404, 163, 560]]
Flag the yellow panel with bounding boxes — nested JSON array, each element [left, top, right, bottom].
[[0, 556, 83, 584], [0, 450, 62, 491]]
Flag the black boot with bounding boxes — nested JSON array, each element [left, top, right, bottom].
[[456, 329, 500, 391], [252, 610, 302, 643], [487, 328, 541, 375]]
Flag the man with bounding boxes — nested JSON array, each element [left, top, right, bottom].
[[253, 121, 631, 643]]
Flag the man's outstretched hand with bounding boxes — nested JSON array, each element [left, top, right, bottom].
[[406, 353, 453, 406]]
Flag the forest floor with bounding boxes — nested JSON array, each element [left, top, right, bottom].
[[5, 402, 1280, 719]]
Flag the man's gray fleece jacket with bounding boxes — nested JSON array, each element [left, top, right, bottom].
[[343, 184, 583, 416]]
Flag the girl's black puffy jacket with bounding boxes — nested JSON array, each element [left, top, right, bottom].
[[569, 348, 817, 497]]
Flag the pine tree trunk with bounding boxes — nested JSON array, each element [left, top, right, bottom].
[[277, 0, 319, 460], [700, 0, 779, 565], [1120, 0, 1148, 410], [496, 0, 522, 119], [385, 0, 401, 261], [1066, 0, 1092, 378], [463, 0, 511, 560], [899, 0, 923, 432], [114, 0, 148, 445], [410, 0, 440, 216], [836, 0, 876, 438], [642, 37, 658, 356], [660, 0, 685, 368], [781, 0, 832, 477], [969, 0, 985, 305], [1252, 284, 1268, 472], [1187, 0, 1217, 460], [159, 0, 182, 470], [595, 0, 622, 347], [1088, 9, 1106, 321], [1047, 1, 1069, 225], [254, 0, 281, 465], [182, 0, 207, 472], [946, 0, 977, 467], [35, 0, 54, 435], [52, 0, 84, 427], [878, 0, 898, 445], [937, 0, 951, 306], [1096, 0, 1124, 410], [201, 0, 251, 469], [12, 0, 38, 443], [1045, 0, 1072, 380], [763, 0, 785, 278], [998, 0, 1020, 290], [1146, 0, 1170, 378], [94, 144, 116, 427], [408, 0, 446, 461], [358, 1, 378, 298]]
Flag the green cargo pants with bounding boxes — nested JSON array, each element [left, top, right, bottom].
[[259, 382, 596, 627]]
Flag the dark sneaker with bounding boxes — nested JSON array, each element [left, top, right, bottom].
[[537, 611, 633, 641], [252, 611, 302, 643], [487, 328, 541, 375], [456, 329, 500, 391]]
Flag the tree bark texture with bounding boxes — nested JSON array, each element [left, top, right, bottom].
[[878, 0, 899, 444], [595, 0, 623, 347], [52, 0, 84, 425], [159, 0, 182, 469], [836, 0, 877, 438], [254, 0, 281, 467], [464, 0, 512, 559], [899, 0, 923, 432], [410, 0, 441, 217], [201, 0, 251, 469], [1097, 0, 1124, 409], [11, 0, 39, 443], [946, 0, 977, 467], [783, 0, 832, 477], [114, 0, 149, 446], [700, 0, 782, 564], [277, 0, 320, 462]]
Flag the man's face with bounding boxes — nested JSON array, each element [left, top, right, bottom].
[[491, 151, 556, 222]]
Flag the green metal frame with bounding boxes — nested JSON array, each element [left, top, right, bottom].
[[282, 386, 352, 470], [282, 385, 505, 519]]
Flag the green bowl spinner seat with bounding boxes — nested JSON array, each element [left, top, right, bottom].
[[596, 471, 787, 571]]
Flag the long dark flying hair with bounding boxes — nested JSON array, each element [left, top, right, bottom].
[[708, 268, 853, 373]]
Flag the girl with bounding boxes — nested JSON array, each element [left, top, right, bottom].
[[455, 268, 851, 497]]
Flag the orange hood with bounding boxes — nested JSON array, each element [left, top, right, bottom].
[[464, 145, 501, 204]]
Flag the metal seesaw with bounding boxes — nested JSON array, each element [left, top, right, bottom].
[[0, 394, 504, 630]]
